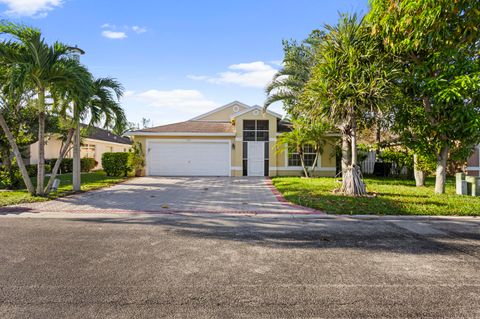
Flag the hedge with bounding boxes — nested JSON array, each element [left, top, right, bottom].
[[25, 164, 52, 177], [102, 152, 130, 176]]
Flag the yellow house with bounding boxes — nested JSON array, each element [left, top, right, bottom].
[[30, 126, 132, 169], [127, 101, 338, 177]]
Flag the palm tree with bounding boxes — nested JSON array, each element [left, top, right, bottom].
[[67, 77, 126, 192], [303, 14, 395, 195], [0, 22, 93, 196], [264, 31, 322, 118]]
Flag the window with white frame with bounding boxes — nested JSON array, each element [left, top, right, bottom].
[[288, 144, 317, 167], [81, 144, 96, 158]]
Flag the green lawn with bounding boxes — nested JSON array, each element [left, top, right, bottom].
[[272, 176, 480, 216], [0, 171, 130, 207]]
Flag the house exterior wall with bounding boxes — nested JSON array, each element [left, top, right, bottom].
[[29, 136, 131, 169]]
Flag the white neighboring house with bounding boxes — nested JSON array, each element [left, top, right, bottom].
[[29, 126, 132, 169]]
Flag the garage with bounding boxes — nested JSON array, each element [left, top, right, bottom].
[[147, 140, 231, 176]]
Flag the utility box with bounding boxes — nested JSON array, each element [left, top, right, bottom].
[[465, 176, 480, 197]]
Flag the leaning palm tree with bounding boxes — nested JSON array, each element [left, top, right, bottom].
[[0, 22, 93, 196], [0, 63, 36, 194], [302, 14, 396, 196]]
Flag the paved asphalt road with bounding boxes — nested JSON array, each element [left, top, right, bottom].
[[0, 214, 479, 318]]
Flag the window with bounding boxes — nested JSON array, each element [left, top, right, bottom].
[[81, 144, 96, 158], [288, 144, 317, 167], [242, 120, 269, 141]]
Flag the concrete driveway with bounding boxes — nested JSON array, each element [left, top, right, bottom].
[[2, 177, 316, 215], [0, 214, 478, 318]]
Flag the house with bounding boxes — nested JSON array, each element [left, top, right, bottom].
[[29, 126, 132, 169], [127, 101, 337, 177], [467, 145, 480, 176]]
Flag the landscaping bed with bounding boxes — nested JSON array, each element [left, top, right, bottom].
[[0, 171, 129, 207], [272, 176, 480, 216]]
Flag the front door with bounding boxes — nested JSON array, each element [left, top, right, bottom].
[[247, 141, 264, 176]]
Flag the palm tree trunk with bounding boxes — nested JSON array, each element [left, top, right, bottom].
[[341, 132, 351, 172], [72, 104, 81, 192], [0, 112, 35, 194], [310, 150, 320, 176], [413, 154, 425, 187], [299, 154, 309, 178], [351, 118, 358, 166], [341, 115, 366, 196], [36, 89, 46, 196], [435, 145, 449, 194], [44, 128, 74, 194]]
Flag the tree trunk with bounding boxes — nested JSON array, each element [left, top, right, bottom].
[[341, 116, 366, 196], [0, 112, 36, 194], [435, 145, 449, 194], [413, 154, 425, 187], [299, 151, 309, 178], [72, 108, 81, 191], [310, 150, 320, 176], [351, 118, 358, 166], [341, 133, 351, 172], [44, 128, 74, 194]]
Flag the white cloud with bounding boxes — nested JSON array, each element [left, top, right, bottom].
[[136, 89, 216, 111], [101, 30, 127, 40], [132, 26, 147, 34], [0, 0, 62, 17], [188, 61, 278, 88]]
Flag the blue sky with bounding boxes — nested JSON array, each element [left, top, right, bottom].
[[0, 0, 368, 126]]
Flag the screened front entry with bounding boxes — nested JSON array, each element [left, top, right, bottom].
[[242, 120, 269, 176]]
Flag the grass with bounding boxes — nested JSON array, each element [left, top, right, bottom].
[[0, 171, 130, 207], [272, 176, 480, 216]]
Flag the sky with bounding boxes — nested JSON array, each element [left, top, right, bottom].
[[0, 0, 368, 127]]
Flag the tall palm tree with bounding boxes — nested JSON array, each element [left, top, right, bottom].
[[68, 77, 126, 192], [0, 22, 92, 195], [264, 31, 322, 118], [303, 14, 395, 195]]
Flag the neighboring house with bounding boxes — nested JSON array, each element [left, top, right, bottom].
[[127, 101, 338, 177], [467, 145, 480, 176], [30, 126, 132, 169]]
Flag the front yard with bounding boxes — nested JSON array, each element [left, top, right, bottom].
[[0, 171, 129, 207], [272, 176, 480, 216]]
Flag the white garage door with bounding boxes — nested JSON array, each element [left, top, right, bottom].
[[147, 140, 231, 176]]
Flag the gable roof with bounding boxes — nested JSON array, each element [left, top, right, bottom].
[[230, 105, 283, 119], [127, 120, 235, 136], [82, 125, 132, 145], [190, 101, 250, 121]]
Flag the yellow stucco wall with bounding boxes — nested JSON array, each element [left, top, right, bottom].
[[195, 104, 248, 121], [29, 135, 131, 169]]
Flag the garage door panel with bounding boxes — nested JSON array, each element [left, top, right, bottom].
[[148, 141, 230, 176]]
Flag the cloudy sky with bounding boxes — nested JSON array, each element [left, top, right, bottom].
[[0, 0, 367, 126]]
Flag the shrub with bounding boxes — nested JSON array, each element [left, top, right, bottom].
[[102, 152, 131, 176], [25, 164, 37, 177], [46, 158, 73, 174], [0, 164, 23, 189], [128, 142, 145, 176], [81, 158, 98, 172]]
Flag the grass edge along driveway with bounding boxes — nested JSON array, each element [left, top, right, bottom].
[[0, 171, 129, 207], [272, 176, 480, 216]]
